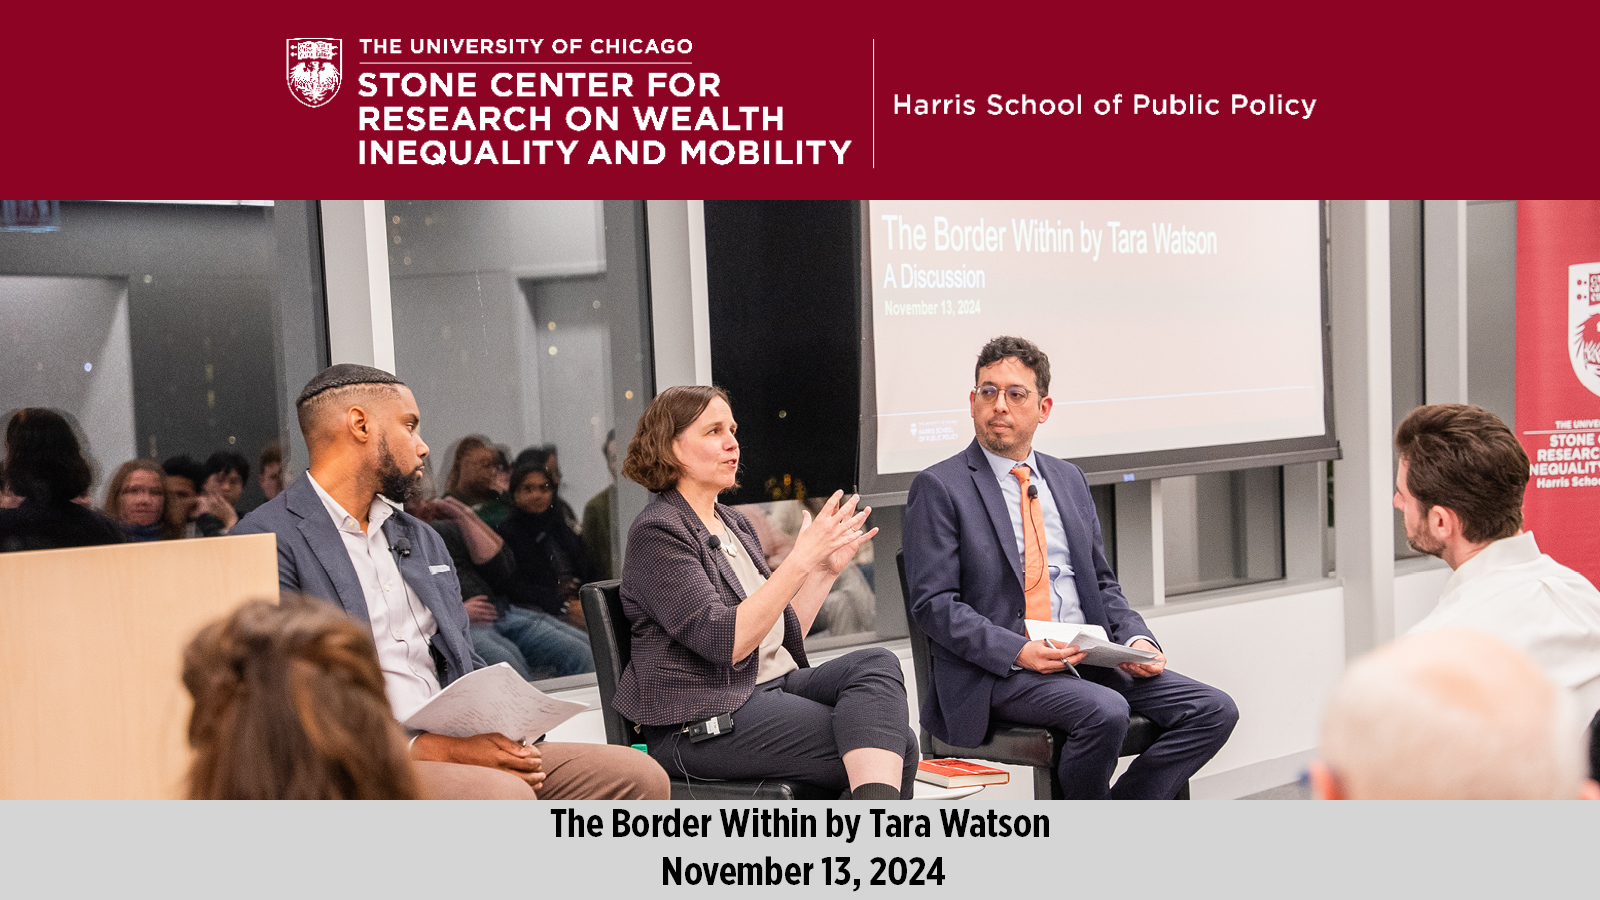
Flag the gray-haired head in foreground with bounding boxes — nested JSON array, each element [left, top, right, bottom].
[[1317, 629, 1589, 799]]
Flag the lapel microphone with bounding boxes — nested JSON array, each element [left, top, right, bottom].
[[707, 534, 721, 551], [391, 537, 412, 558], [1027, 485, 1039, 500]]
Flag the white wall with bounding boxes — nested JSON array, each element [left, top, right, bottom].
[[0, 275, 136, 495], [1394, 559, 1452, 635]]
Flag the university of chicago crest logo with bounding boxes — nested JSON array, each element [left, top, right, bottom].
[[287, 38, 342, 108], [1569, 262, 1600, 398]]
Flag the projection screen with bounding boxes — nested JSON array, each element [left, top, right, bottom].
[[858, 199, 1338, 497]]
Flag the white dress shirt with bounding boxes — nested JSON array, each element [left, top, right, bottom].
[[1409, 531, 1600, 721], [307, 472, 442, 720]]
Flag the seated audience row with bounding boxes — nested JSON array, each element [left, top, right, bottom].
[[406, 471, 595, 681], [0, 408, 291, 552]]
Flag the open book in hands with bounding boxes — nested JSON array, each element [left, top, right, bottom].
[[1024, 620, 1160, 668]]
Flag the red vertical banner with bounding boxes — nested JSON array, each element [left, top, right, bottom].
[[1516, 200, 1600, 584]]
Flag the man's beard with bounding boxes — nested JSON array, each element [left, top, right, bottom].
[[977, 416, 1019, 456], [377, 436, 423, 504], [1404, 511, 1445, 558]]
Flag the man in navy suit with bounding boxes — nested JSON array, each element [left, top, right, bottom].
[[903, 337, 1237, 799], [235, 363, 667, 800]]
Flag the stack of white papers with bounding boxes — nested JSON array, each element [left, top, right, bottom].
[[402, 662, 590, 743], [1024, 621, 1160, 668]]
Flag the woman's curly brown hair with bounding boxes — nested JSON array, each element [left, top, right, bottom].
[[621, 385, 733, 493], [182, 596, 420, 799]]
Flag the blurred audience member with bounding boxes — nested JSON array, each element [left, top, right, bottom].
[[490, 444, 513, 496], [734, 502, 795, 570], [754, 498, 875, 638], [1312, 630, 1600, 800], [1396, 403, 1600, 721], [446, 435, 512, 528], [408, 470, 594, 680], [498, 461, 596, 630], [0, 408, 122, 552], [516, 444, 581, 535], [183, 597, 426, 799], [258, 440, 285, 501], [204, 450, 249, 514], [163, 455, 231, 536], [581, 430, 618, 579], [104, 459, 177, 542]]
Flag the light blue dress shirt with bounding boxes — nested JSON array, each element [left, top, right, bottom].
[[978, 444, 1085, 625], [979, 444, 1157, 654]]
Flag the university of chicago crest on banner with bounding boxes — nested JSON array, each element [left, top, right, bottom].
[[287, 38, 342, 108], [1569, 262, 1600, 398]]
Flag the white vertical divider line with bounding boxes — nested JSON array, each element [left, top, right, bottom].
[[872, 39, 876, 169], [686, 199, 713, 386], [1361, 199, 1396, 646], [1423, 199, 1469, 404], [362, 199, 397, 373]]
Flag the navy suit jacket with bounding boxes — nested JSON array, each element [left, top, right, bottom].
[[903, 439, 1154, 748], [233, 476, 484, 687]]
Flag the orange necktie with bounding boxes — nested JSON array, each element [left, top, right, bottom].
[[1011, 464, 1051, 621]]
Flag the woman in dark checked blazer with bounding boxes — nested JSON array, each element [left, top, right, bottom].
[[613, 385, 918, 800]]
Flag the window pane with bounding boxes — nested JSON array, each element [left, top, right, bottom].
[[0, 201, 323, 538], [385, 200, 650, 687], [1163, 467, 1285, 596]]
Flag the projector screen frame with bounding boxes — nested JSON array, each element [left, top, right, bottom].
[[855, 199, 1340, 504]]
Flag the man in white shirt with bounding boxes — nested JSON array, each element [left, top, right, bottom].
[[235, 364, 667, 800], [1396, 403, 1600, 724]]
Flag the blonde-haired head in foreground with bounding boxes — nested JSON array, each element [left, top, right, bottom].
[[1312, 629, 1597, 800]]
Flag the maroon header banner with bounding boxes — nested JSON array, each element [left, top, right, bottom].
[[1516, 201, 1600, 585], [8, 2, 1600, 197]]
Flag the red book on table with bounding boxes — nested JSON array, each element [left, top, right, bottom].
[[915, 759, 1011, 788]]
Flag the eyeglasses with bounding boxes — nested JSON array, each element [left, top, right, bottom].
[[975, 385, 1036, 406]]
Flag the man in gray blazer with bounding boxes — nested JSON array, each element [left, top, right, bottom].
[[235, 363, 667, 800]]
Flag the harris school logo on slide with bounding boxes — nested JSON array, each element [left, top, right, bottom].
[[287, 38, 342, 108], [1570, 262, 1600, 398]]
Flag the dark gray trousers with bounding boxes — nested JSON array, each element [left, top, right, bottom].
[[641, 648, 920, 799]]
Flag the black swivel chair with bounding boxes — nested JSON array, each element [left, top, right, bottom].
[[896, 551, 1189, 799], [579, 579, 815, 800], [1588, 709, 1600, 783]]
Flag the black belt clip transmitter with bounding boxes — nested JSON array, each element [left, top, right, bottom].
[[686, 713, 734, 743]]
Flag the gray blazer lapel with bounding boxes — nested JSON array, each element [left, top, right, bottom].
[[665, 490, 745, 600], [965, 441, 1024, 588], [286, 478, 371, 622], [383, 515, 429, 603]]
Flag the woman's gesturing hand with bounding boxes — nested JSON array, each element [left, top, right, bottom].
[[792, 491, 879, 576]]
